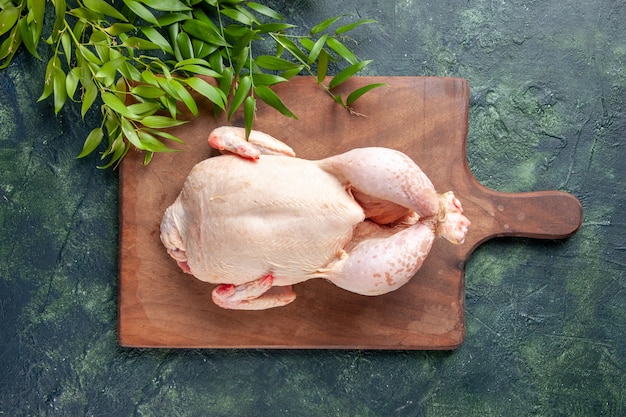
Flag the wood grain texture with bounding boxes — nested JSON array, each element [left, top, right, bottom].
[[118, 76, 582, 349]]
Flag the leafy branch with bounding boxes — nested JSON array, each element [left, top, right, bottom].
[[0, 0, 382, 167]]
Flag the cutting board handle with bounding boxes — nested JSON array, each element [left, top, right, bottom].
[[469, 185, 583, 243]]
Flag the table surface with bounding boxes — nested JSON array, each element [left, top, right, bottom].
[[1, 1, 624, 415]]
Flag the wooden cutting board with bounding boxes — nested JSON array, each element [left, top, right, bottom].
[[118, 76, 582, 349]]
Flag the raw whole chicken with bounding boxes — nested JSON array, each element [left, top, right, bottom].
[[160, 126, 470, 310]]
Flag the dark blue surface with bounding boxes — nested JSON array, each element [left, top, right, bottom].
[[1, 1, 625, 415]]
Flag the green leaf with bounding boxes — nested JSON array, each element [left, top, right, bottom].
[[102, 91, 133, 118], [299, 37, 314, 52], [178, 86, 198, 117], [103, 111, 121, 142], [246, 2, 283, 20], [213, 53, 227, 74], [52, 64, 67, 114], [280, 67, 301, 80], [126, 101, 160, 117], [237, 5, 259, 23], [72, 19, 86, 42], [326, 37, 357, 65], [157, 77, 198, 117], [84, 0, 129, 21], [78, 45, 103, 65], [145, 128, 184, 144], [176, 64, 221, 77], [68, 7, 101, 22], [53, 0, 66, 36], [141, 69, 159, 86], [123, 36, 162, 50], [95, 57, 126, 86], [98, 134, 129, 169], [332, 93, 345, 107], [176, 31, 194, 59], [0, 6, 19, 37], [254, 55, 302, 71], [182, 19, 230, 47], [217, 65, 233, 98], [328, 60, 372, 90], [123, 0, 159, 26], [66, 67, 80, 99], [221, 7, 255, 26], [140, 115, 187, 129], [157, 12, 190, 26], [346, 83, 386, 106], [229, 27, 260, 57], [131, 85, 165, 98], [255, 23, 296, 34], [232, 45, 250, 76], [119, 60, 143, 82], [228, 74, 251, 120], [115, 77, 127, 101], [159, 95, 178, 119], [191, 39, 216, 59], [105, 23, 136, 36], [81, 81, 98, 118], [272, 34, 309, 65], [281, 64, 303, 76], [141, 26, 173, 54], [280, 65, 304, 80], [90, 30, 111, 62], [121, 117, 144, 150], [0, 27, 21, 68], [17, 17, 40, 59], [335, 19, 377, 35], [143, 151, 154, 165], [251, 73, 287, 86], [243, 95, 255, 138], [316, 48, 328, 83], [77, 127, 104, 158], [310, 15, 342, 35], [60, 31, 71, 66], [38, 57, 56, 102], [191, 8, 219, 29], [175, 58, 215, 68], [139, 0, 191, 12], [28, 0, 45, 41], [254, 85, 297, 119], [308, 33, 327, 63], [137, 130, 178, 153], [169, 22, 183, 61]]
